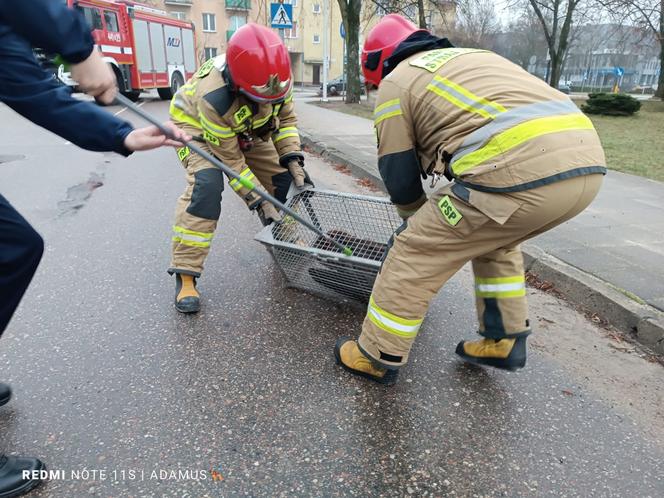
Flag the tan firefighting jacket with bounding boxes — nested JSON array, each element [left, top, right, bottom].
[[373, 48, 607, 218], [169, 56, 302, 196]]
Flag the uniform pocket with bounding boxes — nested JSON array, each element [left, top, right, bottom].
[[429, 184, 522, 239]]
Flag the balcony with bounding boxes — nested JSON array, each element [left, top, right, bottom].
[[225, 0, 251, 10], [165, 0, 192, 6]]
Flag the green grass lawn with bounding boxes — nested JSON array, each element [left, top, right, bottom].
[[313, 99, 664, 182], [585, 103, 664, 182]]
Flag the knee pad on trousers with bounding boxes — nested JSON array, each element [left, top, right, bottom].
[[272, 171, 293, 203], [187, 168, 224, 220]]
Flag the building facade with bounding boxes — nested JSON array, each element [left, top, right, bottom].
[[147, 0, 456, 86]]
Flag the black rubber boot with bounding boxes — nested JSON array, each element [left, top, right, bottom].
[[455, 336, 527, 372], [0, 454, 45, 498], [174, 273, 200, 314], [334, 337, 399, 386], [0, 384, 10, 407]]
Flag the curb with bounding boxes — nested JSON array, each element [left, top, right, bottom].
[[300, 132, 384, 187], [300, 130, 664, 354]]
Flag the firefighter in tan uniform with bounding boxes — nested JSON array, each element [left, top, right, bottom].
[[168, 24, 309, 313], [334, 15, 606, 384]]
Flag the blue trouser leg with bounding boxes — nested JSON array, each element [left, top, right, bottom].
[[0, 194, 44, 335]]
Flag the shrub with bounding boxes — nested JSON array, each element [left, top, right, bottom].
[[581, 92, 641, 116]]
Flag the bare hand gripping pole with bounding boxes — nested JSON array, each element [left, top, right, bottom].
[[114, 93, 353, 256]]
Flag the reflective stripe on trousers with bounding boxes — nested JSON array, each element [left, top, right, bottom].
[[172, 225, 214, 248]]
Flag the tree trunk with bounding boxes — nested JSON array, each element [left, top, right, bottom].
[[418, 0, 427, 29], [549, 52, 562, 88], [338, 0, 362, 104]]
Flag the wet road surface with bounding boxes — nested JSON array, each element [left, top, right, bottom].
[[0, 96, 663, 497]]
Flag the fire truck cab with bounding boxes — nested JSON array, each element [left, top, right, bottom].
[[62, 0, 197, 101]]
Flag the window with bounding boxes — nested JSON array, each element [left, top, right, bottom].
[[80, 6, 103, 30], [285, 21, 298, 39], [313, 34, 320, 44], [312, 3, 321, 13], [229, 15, 246, 31], [204, 47, 218, 60], [284, 0, 297, 5], [202, 13, 216, 32], [171, 12, 187, 21], [104, 11, 119, 32]]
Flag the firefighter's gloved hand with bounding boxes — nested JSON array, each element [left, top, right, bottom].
[[288, 159, 308, 188], [257, 201, 283, 226], [71, 49, 117, 105]]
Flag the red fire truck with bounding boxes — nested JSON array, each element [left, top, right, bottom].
[[60, 0, 197, 100]]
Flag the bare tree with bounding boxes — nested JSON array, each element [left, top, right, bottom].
[[337, 0, 362, 103], [495, 9, 548, 69], [450, 0, 500, 48], [597, 0, 664, 98], [512, 0, 592, 88]]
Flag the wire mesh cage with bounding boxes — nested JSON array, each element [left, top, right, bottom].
[[255, 188, 403, 304]]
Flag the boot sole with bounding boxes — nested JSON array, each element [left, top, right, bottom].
[[0, 460, 46, 498], [333, 337, 398, 386], [175, 304, 200, 314], [455, 343, 525, 372]]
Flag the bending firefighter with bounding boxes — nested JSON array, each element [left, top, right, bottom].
[[168, 23, 309, 313], [334, 14, 606, 385]]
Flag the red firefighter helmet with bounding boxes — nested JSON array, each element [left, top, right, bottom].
[[226, 23, 292, 103], [361, 14, 428, 87]]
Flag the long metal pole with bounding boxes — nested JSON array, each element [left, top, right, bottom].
[[114, 94, 352, 256]]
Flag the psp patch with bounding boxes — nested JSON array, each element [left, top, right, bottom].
[[438, 195, 462, 226], [177, 146, 190, 161], [234, 105, 252, 125]]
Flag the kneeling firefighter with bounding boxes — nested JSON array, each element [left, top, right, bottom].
[[168, 23, 310, 313], [334, 14, 606, 384]]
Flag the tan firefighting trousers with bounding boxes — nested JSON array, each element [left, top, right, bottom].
[[169, 133, 293, 276], [358, 173, 604, 368]]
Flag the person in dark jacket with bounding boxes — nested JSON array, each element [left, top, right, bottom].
[[0, 2, 189, 496]]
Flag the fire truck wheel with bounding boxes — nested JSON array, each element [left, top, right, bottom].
[[158, 72, 184, 100]]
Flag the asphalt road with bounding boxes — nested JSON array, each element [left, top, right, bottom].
[[1, 95, 663, 497]]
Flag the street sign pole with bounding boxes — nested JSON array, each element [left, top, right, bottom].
[[321, 0, 329, 102], [340, 22, 346, 99]]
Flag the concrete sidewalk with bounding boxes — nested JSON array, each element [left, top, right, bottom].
[[294, 94, 664, 352]]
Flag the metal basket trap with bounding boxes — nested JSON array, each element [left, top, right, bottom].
[[255, 188, 403, 304]]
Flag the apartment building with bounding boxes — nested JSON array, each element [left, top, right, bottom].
[[153, 0, 264, 63], [148, 0, 455, 85]]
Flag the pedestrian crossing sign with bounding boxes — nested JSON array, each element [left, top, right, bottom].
[[270, 2, 293, 29]]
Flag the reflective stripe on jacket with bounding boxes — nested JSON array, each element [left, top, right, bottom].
[[373, 48, 606, 213]]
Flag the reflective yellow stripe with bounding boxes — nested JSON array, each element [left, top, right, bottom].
[[366, 296, 423, 338], [199, 112, 235, 139], [173, 226, 214, 239], [475, 276, 526, 298], [172, 226, 214, 248], [284, 93, 293, 103], [253, 114, 272, 128], [172, 236, 211, 248], [169, 101, 202, 130], [426, 76, 505, 120], [436, 76, 505, 114], [229, 167, 256, 191], [374, 98, 400, 114], [273, 126, 299, 143], [452, 113, 594, 175], [374, 98, 403, 126], [182, 82, 198, 96]]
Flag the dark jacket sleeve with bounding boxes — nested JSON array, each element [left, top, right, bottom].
[[0, 0, 94, 63], [0, 26, 134, 156]]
